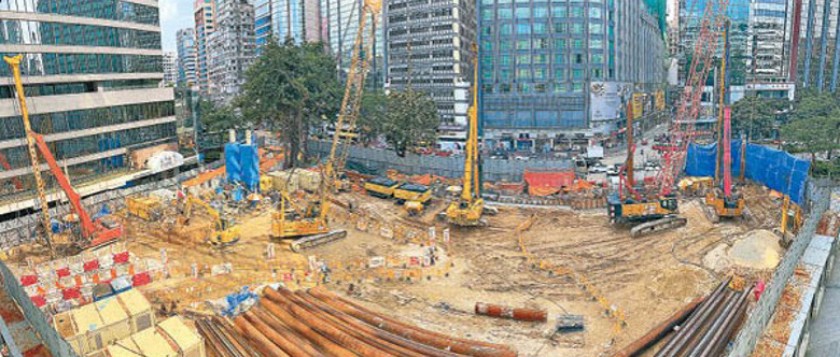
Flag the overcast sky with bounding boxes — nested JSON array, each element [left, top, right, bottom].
[[160, 1, 194, 53]]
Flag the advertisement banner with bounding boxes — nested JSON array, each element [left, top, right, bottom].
[[590, 82, 631, 122], [632, 93, 644, 118], [655, 90, 665, 111]]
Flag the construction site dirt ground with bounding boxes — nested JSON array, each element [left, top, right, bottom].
[[2, 183, 788, 356]]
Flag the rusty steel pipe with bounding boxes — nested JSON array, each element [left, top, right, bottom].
[[196, 319, 235, 357], [655, 278, 731, 357], [259, 300, 356, 357], [296, 290, 462, 357], [233, 315, 291, 357], [672, 289, 734, 357], [614, 297, 704, 357], [264, 288, 394, 357], [216, 317, 259, 357], [308, 287, 516, 357], [250, 307, 326, 356], [310, 287, 513, 352], [687, 289, 744, 357], [475, 302, 547, 322], [699, 287, 752, 357], [277, 288, 427, 357], [243, 310, 320, 357]]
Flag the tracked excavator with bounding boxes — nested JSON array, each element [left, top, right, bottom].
[[270, 0, 381, 249], [182, 195, 240, 247]]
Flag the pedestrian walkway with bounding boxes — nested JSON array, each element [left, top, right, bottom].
[[0, 287, 50, 357], [806, 248, 840, 357]]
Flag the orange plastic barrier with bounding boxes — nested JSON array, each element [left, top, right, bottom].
[[524, 169, 575, 196]]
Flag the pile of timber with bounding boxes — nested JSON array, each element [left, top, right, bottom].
[[198, 286, 517, 357]]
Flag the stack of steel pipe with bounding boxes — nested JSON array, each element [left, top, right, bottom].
[[195, 316, 258, 357], [200, 286, 518, 356], [654, 278, 753, 357]]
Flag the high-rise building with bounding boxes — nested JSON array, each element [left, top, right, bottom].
[[678, 0, 751, 85], [207, 0, 257, 104], [796, 0, 840, 92], [478, 0, 667, 150], [195, 0, 217, 96], [163, 51, 178, 86], [254, 0, 323, 49], [384, 0, 477, 148], [176, 28, 198, 88], [0, 0, 180, 213], [321, 0, 384, 83]]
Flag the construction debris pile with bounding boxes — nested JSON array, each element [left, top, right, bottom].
[[197, 286, 515, 357]]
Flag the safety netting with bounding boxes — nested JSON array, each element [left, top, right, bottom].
[[685, 140, 810, 204]]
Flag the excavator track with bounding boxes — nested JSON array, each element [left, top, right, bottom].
[[630, 216, 687, 238], [291, 230, 348, 252]]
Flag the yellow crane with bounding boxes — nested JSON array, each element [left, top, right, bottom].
[[182, 194, 240, 247], [4, 55, 54, 255], [271, 0, 381, 248], [445, 48, 496, 226]]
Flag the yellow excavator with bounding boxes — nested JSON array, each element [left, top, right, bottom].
[[182, 195, 240, 247], [270, 0, 380, 249], [445, 48, 497, 226]]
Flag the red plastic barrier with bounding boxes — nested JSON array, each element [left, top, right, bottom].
[[30, 295, 46, 307], [62, 287, 81, 300], [20, 275, 38, 287], [83, 260, 99, 272], [113, 251, 130, 264], [55, 267, 71, 278], [132, 272, 151, 287]]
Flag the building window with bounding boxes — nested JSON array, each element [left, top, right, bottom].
[[500, 24, 512, 35], [534, 54, 547, 64], [517, 54, 531, 64], [499, 9, 512, 19], [500, 69, 512, 80], [553, 23, 565, 33], [589, 7, 602, 18], [483, 84, 494, 93], [554, 54, 565, 64], [571, 23, 583, 34], [500, 83, 512, 93], [574, 53, 583, 63], [515, 8, 530, 19], [591, 54, 603, 64], [571, 6, 583, 17], [554, 39, 566, 49], [517, 68, 531, 80], [572, 83, 583, 92], [589, 23, 603, 35], [573, 39, 583, 49], [590, 39, 603, 49], [516, 39, 530, 50], [591, 68, 602, 79], [554, 68, 565, 80], [552, 6, 566, 17], [535, 83, 547, 93], [533, 23, 546, 34], [534, 68, 546, 80], [516, 23, 531, 34], [534, 7, 548, 18], [500, 55, 512, 66], [535, 38, 550, 49], [572, 69, 583, 80], [518, 83, 532, 93]]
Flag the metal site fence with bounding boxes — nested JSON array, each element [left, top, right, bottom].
[[0, 259, 76, 356], [306, 140, 574, 182], [727, 180, 832, 357], [0, 161, 223, 250]]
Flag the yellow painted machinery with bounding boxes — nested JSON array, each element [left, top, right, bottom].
[[446, 46, 497, 227], [777, 195, 803, 247], [394, 183, 431, 205], [183, 195, 240, 247], [270, 0, 379, 248], [126, 196, 163, 221], [364, 177, 400, 198]]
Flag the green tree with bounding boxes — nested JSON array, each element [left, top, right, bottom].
[[236, 38, 340, 167], [379, 90, 440, 156], [730, 96, 787, 140], [781, 110, 840, 164], [198, 99, 237, 133], [791, 89, 839, 121], [358, 90, 389, 144]]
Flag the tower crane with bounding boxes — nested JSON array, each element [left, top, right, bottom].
[[609, 1, 730, 237], [271, 0, 381, 248], [446, 47, 497, 226], [4, 55, 122, 252]]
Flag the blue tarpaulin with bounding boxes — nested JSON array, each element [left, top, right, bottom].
[[239, 144, 260, 190], [685, 141, 810, 204], [225, 143, 242, 183]]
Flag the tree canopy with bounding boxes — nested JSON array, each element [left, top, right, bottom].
[[358, 89, 440, 156], [730, 96, 788, 140], [781, 90, 840, 168], [235, 38, 341, 167]]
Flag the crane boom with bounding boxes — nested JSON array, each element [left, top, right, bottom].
[[4, 55, 54, 255], [461, 58, 479, 202], [5, 54, 121, 250]]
